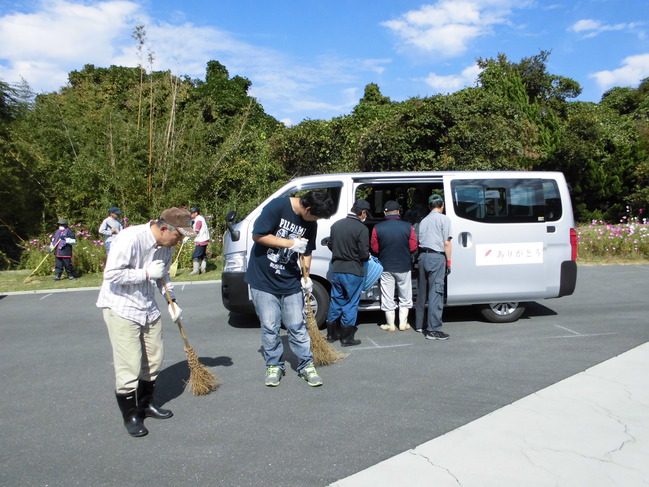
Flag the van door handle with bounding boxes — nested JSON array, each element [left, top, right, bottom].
[[459, 232, 471, 247], [547, 226, 556, 233]]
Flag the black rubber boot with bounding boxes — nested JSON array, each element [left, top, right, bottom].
[[339, 325, 361, 347], [115, 392, 148, 437], [326, 321, 340, 343], [137, 380, 173, 420]]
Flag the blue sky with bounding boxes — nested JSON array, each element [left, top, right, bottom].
[[1, 0, 648, 125]]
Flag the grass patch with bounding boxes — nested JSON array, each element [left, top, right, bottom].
[[0, 262, 222, 294]]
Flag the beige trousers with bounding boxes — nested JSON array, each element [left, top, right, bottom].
[[102, 308, 164, 394]]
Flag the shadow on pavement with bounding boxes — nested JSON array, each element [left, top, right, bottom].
[[156, 355, 233, 404]]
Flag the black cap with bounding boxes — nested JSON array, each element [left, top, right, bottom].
[[189, 206, 200, 214], [352, 200, 371, 212], [384, 200, 401, 212]]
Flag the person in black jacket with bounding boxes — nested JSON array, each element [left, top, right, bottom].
[[51, 218, 77, 281], [371, 200, 418, 331], [325, 200, 371, 346]]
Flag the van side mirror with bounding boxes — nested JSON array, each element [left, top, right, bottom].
[[225, 210, 240, 242]]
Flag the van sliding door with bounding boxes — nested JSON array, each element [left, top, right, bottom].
[[446, 177, 547, 305]]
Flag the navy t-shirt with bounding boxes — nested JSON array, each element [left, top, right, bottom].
[[245, 197, 317, 295]]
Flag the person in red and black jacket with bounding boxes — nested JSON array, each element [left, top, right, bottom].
[[371, 200, 418, 332]]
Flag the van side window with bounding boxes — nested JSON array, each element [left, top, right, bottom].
[[543, 179, 563, 221], [451, 179, 547, 223], [356, 183, 443, 223]]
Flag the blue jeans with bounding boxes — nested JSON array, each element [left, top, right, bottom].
[[415, 253, 446, 332], [326, 272, 364, 327], [250, 288, 313, 371]]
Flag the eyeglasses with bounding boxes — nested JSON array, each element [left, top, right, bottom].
[[166, 224, 183, 238]]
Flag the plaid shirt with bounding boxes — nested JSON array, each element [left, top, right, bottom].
[[96, 222, 176, 326]]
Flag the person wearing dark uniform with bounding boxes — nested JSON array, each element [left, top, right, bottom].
[[325, 200, 371, 346]]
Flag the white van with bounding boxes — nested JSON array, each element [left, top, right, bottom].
[[221, 171, 577, 324]]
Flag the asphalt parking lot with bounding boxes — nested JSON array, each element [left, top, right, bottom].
[[1, 265, 648, 487]]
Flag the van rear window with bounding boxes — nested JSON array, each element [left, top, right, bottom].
[[451, 179, 560, 223]]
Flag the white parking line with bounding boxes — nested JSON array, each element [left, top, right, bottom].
[[547, 324, 618, 339], [350, 337, 413, 350]]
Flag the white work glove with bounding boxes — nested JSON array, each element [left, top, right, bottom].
[[65, 237, 76, 245], [146, 259, 165, 279], [290, 237, 308, 254], [182, 236, 190, 244], [49, 243, 55, 251], [167, 301, 182, 323], [301, 277, 313, 294]]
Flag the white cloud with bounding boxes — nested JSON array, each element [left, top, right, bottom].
[[423, 64, 482, 93], [590, 53, 649, 89], [381, 0, 520, 58], [0, 0, 142, 91], [569, 18, 645, 39], [0, 0, 386, 122]]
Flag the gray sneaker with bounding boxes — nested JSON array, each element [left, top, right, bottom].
[[265, 365, 284, 387], [298, 363, 323, 387]]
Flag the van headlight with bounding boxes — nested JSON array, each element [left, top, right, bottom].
[[223, 251, 247, 272]]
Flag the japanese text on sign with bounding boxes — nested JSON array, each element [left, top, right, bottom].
[[475, 242, 543, 266]]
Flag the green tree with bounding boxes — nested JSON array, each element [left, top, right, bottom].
[[0, 79, 41, 267]]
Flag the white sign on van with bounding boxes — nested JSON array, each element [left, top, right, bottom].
[[476, 242, 543, 266]]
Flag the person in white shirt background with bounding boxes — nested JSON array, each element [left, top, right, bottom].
[[188, 206, 210, 275], [98, 206, 124, 255]]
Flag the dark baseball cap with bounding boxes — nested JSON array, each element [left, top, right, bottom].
[[109, 207, 122, 215], [384, 200, 401, 212], [429, 194, 444, 204], [352, 200, 371, 212]]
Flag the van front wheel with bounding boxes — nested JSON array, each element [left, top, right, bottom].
[[478, 302, 525, 323]]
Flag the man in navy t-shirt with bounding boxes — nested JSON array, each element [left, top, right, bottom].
[[245, 191, 334, 387]]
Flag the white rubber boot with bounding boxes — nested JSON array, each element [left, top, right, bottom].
[[399, 307, 411, 330], [189, 259, 200, 276], [380, 310, 397, 331], [200, 259, 207, 274]]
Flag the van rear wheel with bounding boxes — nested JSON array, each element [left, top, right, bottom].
[[478, 302, 525, 323], [309, 280, 330, 330]]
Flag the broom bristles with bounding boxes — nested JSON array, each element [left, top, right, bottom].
[[184, 345, 220, 396], [305, 298, 348, 366]]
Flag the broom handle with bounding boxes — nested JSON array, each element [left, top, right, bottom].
[[172, 239, 186, 266], [299, 254, 308, 279], [162, 279, 191, 348], [299, 254, 315, 313], [24, 239, 60, 283]]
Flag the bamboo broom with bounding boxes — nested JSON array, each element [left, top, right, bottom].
[[300, 255, 348, 366], [163, 281, 219, 395]]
